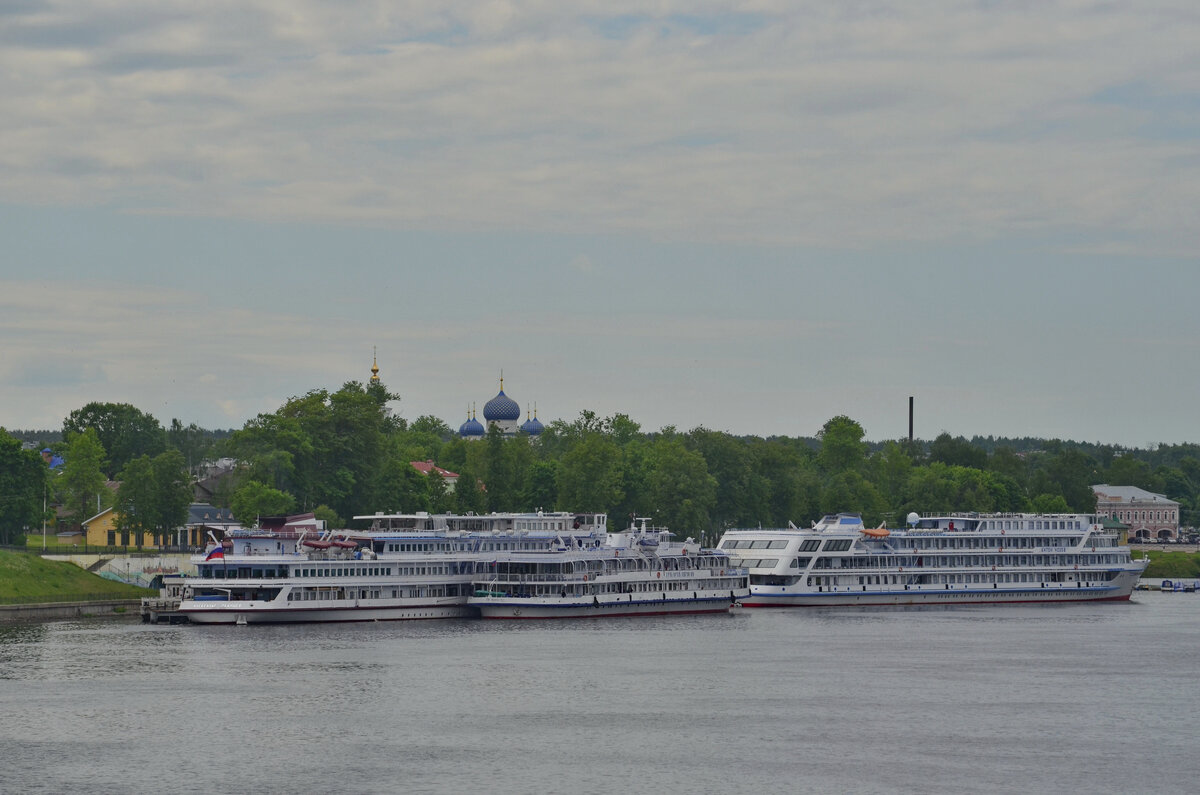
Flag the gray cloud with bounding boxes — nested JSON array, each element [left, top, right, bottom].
[[3, 3, 1200, 445], [0, 2, 1195, 253]]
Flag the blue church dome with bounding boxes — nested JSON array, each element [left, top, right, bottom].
[[520, 414, 544, 436], [483, 389, 520, 422], [459, 414, 485, 437]]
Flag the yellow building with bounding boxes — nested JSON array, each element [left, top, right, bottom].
[[81, 507, 154, 548]]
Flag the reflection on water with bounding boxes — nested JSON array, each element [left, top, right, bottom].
[[0, 597, 1195, 795]]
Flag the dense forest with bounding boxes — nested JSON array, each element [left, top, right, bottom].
[[4, 379, 1200, 547]]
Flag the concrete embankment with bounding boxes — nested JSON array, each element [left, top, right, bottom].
[[0, 600, 141, 623], [43, 553, 196, 585]]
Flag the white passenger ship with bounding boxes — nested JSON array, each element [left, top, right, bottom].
[[177, 511, 608, 624], [468, 518, 750, 619], [719, 512, 1147, 607]]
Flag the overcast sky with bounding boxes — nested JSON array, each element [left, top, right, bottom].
[[2, 1, 1198, 447]]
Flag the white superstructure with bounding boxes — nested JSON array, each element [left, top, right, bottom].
[[468, 517, 750, 619], [719, 512, 1147, 608], [177, 511, 608, 624]]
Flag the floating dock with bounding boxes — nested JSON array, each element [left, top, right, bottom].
[[140, 597, 188, 624]]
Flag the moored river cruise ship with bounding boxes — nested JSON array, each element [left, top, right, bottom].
[[719, 512, 1147, 607], [177, 511, 609, 624], [468, 518, 750, 619]]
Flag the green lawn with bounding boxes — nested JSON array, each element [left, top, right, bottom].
[[0, 549, 155, 604], [24, 532, 75, 550], [24, 532, 168, 553], [1139, 549, 1200, 579]]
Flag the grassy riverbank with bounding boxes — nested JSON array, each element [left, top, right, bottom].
[[1139, 549, 1200, 579], [0, 549, 155, 604]]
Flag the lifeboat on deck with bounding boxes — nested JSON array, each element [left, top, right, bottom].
[[302, 539, 333, 549], [861, 527, 890, 538]]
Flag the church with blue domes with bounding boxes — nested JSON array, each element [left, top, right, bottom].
[[458, 375, 544, 439]]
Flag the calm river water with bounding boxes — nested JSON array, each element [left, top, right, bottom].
[[1, 594, 1197, 795]]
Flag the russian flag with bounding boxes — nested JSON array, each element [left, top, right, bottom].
[[206, 545, 225, 561]]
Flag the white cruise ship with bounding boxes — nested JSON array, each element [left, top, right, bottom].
[[468, 517, 750, 619], [718, 512, 1147, 607], [176, 511, 609, 624]]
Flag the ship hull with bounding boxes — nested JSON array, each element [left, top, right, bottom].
[[178, 600, 470, 624], [475, 594, 740, 619], [740, 579, 1140, 608]]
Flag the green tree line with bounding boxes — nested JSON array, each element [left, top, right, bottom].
[[5, 382, 1200, 545], [2, 403, 215, 546]]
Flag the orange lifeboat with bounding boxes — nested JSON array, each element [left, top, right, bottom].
[[861, 527, 890, 538]]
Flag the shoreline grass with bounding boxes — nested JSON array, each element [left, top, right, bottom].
[[1136, 549, 1200, 579], [0, 549, 155, 605]]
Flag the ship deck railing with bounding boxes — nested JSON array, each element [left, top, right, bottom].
[[477, 568, 739, 584], [805, 564, 1136, 576], [475, 572, 574, 584], [917, 512, 1096, 519]]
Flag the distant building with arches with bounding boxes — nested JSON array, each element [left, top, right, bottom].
[[1092, 484, 1179, 540]]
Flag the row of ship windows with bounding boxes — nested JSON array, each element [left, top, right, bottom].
[[976, 520, 1084, 530], [807, 572, 1115, 587], [910, 537, 1082, 549], [513, 521, 569, 531], [202, 565, 455, 578], [725, 525, 1091, 551], [493, 556, 724, 576], [723, 539, 789, 550], [721, 538, 851, 552], [288, 585, 455, 601], [296, 566, 447, 577], [723, 535, 1097, 554], [207, 560, 704, 579], [735, 556, 812, 569], [739, 553, 1127, 570], [496, 579, 739, 597], [381, 541, 561, 552], [450, 519, 593, 532]]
